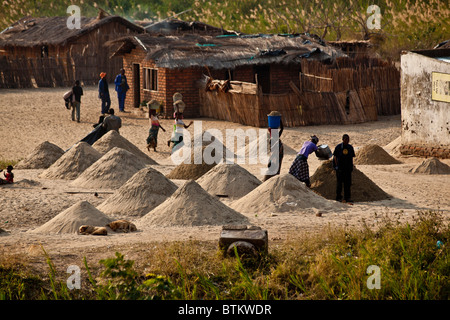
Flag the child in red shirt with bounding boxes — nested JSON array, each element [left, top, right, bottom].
[[0, 165, 14, 184]]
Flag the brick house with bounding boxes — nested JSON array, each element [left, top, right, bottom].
[[110, 32, 345, 119]]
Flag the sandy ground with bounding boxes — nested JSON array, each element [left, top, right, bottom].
[[0, 86, 449, 272]]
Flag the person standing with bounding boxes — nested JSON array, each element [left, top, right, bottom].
[[71, 80, 83, 122], [102, 108, 122, 134], [168, 111, 193, 151], [146, 100, 166, 152], [98, 72, 111, 115], [114, 68, 129, 112], [263, 120, 284, 182], [289, 135, 319, 187], [333, 134, 355, 203]]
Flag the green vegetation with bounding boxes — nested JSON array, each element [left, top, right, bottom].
[[1, 0, 449, 59], [0, 159, 18, 171], [1, 210, 448, 300]]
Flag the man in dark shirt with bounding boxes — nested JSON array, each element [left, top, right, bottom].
[[333, 134, 355, 203], [71, 80, 83, 122]]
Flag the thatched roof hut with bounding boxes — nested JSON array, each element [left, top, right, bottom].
[[136, 18, 238, 36], [0, 13, 144, 87], [0, 15, 144, 47], [109, 27, 399, 127], [110, 32, 345, 70]]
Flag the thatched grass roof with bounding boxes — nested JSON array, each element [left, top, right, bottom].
[[136, 18, 238, 36], [110, 32, 346, 69], [0, 15, 144, 47]]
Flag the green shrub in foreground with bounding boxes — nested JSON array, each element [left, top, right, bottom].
[[1, 210, 448, 300]]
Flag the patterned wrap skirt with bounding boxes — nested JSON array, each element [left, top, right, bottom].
[[289, 154, 309, 182], [146, 125, 160, 147]]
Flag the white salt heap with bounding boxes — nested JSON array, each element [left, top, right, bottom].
[[196, 163, 261, 198], [97, 167, 178, 217], [29, 200, 113, 234], [39, 142, 102, 180], [409, 157, 450, 175], [231, 173, 338, 213], [92, 130, 157, 165], [137, 180, 249, 228], [71, 147, 147, 189], [15, 141, 64, 169]]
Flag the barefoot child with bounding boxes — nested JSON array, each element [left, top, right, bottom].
[[146, 100, 166, 152]]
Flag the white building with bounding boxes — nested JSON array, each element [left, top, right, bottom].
[[400, 48, 450, 158]]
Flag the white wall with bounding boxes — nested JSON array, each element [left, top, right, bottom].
[[400, 52, 450, 148]]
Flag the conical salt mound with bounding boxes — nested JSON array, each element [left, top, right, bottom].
[[71, 147, 147, 189], [166, 145, 217, 180], [310, 160, 390, 202], [92, 130, 158, 165], [97, 167, 178, 217], [29, 201, 113, 234], [409, 157, 450, 175], [354, 144, 401, 165], [231, 173, 336, 213], [196, 163, 261, 198], [15, 141, 64, 169], [235, 133, 297, 162], [39, 142, 102, 179], [137, 180, 249, 228]]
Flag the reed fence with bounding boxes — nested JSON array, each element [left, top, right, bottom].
[[0, 55, 123, 88]]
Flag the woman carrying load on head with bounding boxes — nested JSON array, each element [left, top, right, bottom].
[[146, 100, 166, 152], [289, 135, 319, 187], [167, 93, 193, 151]]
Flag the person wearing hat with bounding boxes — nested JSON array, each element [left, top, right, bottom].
[[98, 72, 111, 115], [146, 100, 166, 152], [0, 165, 14, 184], [289, 135, 319, 187], [114, 68, 129, 112]]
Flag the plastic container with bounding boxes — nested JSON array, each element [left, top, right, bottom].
[[268, 115, 281, 128], [316, 144, 332, 160]]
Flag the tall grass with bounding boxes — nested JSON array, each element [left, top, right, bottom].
[[1, 210, 448, 300], [1, 0, 448, 59]]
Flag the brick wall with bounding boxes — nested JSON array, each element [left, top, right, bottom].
[[270, 64, 301, 94], [123, 48, 203, 118], [400, 144, 450, 159], [122, 46, 302, 118]]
